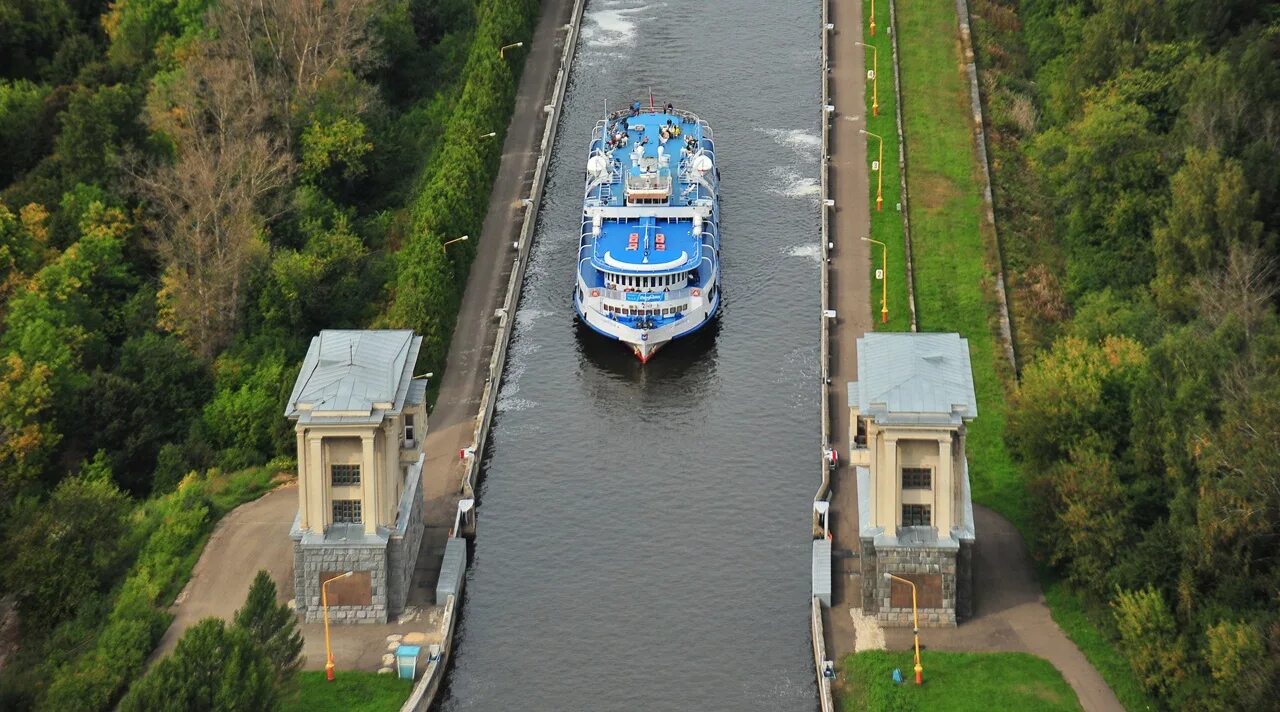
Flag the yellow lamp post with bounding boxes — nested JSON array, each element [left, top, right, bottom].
[[870, 0, 876, 35], [863, 237, 889, 324], [854, 41, 879, 117], [442, 235, 470, 252], [884, 572, 923, 685], [322, 571, 354, 682], [860, 128, 884, 211], [500, 42, 523, 58]]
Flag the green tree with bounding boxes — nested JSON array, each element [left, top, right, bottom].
[[1112, 585, 1192, 702], [1152, 147, 1262, 318], [0, 352, 58, 497], [301, 116, 374, 185], [0, 80, 55, 184], [202, 350, 292, 467], [119, 618, 279, 712], [51, 84, 144, 190], [1205, 619, 1277, 710], [257, 208, 374, 335], [84, 332, 211, 494], [233, 570, 302, 685], [1035, 91, 1165, 297], [1, 454, 131, 627], [1007, 334, 1147, 470], [1030, 438, 1130, 595]]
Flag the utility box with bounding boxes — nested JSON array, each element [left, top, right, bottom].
[[395, 644, 421, 680]]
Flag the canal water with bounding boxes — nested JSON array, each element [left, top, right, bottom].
[[436, 0, 821, 709]]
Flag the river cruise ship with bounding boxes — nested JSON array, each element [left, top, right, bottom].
[[573, 101, 721, 362]]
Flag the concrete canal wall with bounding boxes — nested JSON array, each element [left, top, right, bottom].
[[400, 0, 586, 706], [812, 0, 836, 710]]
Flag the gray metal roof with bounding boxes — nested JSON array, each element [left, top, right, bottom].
[[285, 330, 423, 421], [406, 378, 427, 406], [812, 538, 832, 607], [853, 332, 977, 426]]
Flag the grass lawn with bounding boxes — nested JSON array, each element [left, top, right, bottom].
[[893, 0, 1026, 532], [862, 15, 912, 333], [839, 650, 1081, 712], [286, 671, 413, 712]]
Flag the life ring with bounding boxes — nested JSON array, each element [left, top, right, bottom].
[[590, 289, 600, 298], [691, 288, 701, 297]]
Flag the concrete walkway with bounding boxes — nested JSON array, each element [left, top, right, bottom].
[[822, 0, 873, 665]]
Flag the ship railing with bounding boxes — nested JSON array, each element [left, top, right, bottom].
[[591, 286, 695, 301], [604, 107, 713, 139], [624, 172, 672, 195]]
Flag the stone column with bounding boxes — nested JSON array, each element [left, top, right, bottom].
[[308, 436, 326, 531], [296, 428, 309, 530], [865, 424, 878, 529], [936, 434, 954, 534], [361, 434, 377, 535], [879, 435, 899, 530]]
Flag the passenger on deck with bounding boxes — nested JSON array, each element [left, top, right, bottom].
[[631, 100, 642, 116], [686, 135, 697, 152], [665, 102, 674, 114], [659, 126, 670, 143], [672, 124, 682, 138]]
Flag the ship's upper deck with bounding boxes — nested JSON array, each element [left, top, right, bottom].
[[592, 213, 700, 273], [587, 108, 716, 209], [583, 107, 718, 274]]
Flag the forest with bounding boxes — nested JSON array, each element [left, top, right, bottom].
[[0, 0, 536, 707], [971, 0, 1280, 708]]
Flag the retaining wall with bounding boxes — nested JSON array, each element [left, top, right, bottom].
[[953, 0, 1017, 374]]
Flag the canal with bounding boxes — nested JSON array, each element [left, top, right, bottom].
[[437, 0, 821, 709]]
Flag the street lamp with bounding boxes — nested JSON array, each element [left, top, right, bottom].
[[479, 131, 497, 139], [860, 129, 884, 211], [500, 42, 523, 58], [870, 0, 877, 36], [854, 41, 879, 117], [884, 572, 923, 685], [442, 235, 469, 251], [322, 571, 354, 681], [863, 237, 889, 324]]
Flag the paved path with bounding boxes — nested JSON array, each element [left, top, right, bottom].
[[823, 0, 873, 665], [151, 485, 299, 662], [880, 506, 1123, 711], [149, 0, 577, 674]]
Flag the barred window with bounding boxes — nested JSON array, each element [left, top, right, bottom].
[[332, 499, 362, 524], [902, 504, 931, 527], [331, 463, 360, 486], [902, 467, 932, 489], [404, 414, 416, 444]]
